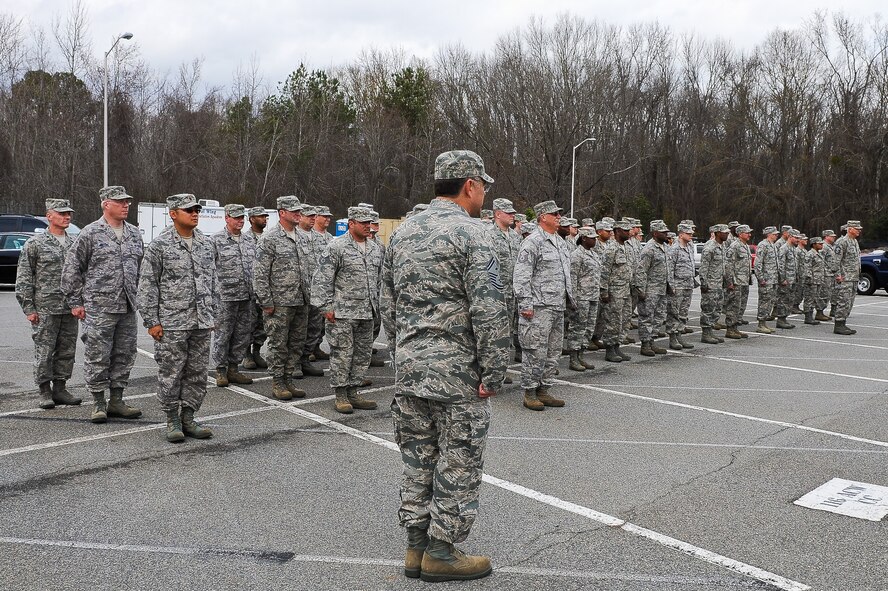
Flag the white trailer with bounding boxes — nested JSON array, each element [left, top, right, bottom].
[[136, 201, 279, 244]]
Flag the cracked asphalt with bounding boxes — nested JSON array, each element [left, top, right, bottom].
[[1, 288, 886, 591]]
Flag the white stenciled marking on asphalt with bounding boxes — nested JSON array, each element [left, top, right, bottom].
[[222, 384, 809, 591], [794, 478, 888, 522]]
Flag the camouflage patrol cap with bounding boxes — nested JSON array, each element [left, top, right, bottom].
[[797, 234, 808, 240], [650, 220, 669, 232], [301, 205, 318, 216], [581, 218, 594, 226], [595, 220, 613, 231], [46, 198, 74, 213], [369, 210, 380, 223], [728, 221, 740, 228], [789, 229, 802, 238], [763, 226, 779, 235], [481, 209, 493, 219], [167, 193, 199, 210], [100, 186, 132, 201], [781, 225, 793, 232], [277, 195, 302, 211], [348, 206, 374, 222], [559, 217, 576, 227], [248, 206, 268, 217], [613, 219, 632, 231], [667, 232, 676, 239], [632, 218, 642, 228], [736, 224, 752, 234], [809, 236, 823, 244], [492, 198, 517, 213], [846, 220, 863, 229], [434, 150, 494, 183], [602, 217, 615, 224], [577, 226, 596, 238], [315, 205, 332, 217], [224, 204, 246, 218], [680, 219, 696, 228], [533, 200, 563, 217], [714, 224, 730, 233], [514, 213, 527, 223], [677, 223, 695, 234], [821, 229, 835, 237], [521, 222, 537, 234]]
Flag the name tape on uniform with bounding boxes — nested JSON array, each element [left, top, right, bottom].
[[794, 478, 888, 522]]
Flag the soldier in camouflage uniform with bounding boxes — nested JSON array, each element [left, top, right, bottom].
[[513, 200, 573, 411], [623, 218, 642, 342], [514, 213, 526, 234], [699, 224, 729, 344], [599, 219, 633, 362], [635, 220, 673, 356], [803, 237, 828, 325], [753, 227, 780, 333], [243, 206, 269, 370], [666, 222, 696, 349], [381, 150, 509, 582], [724, 224, 753, 339], [832, 221, 863, 335], [775, 229, 800, 329], [312, 206, 382, 413], [310, 205, 335, 364], [480, 209, 493, 224], [488, 198, 521, 375], [558, 217, 578, 252], [15, 198, 81, 408], [566, 227, 600, 370], [820, 229, 838, 319], [211, 204, 256, 387], [520, 221, 536, 239], [61, 186, 143, 423], [253, 196, 309, 400], [295, 205, 325, 377], [138, 194, 217, 443], [589, 219, 613, 349], [791, 234, 808, 314]]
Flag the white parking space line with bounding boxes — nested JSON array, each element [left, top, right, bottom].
[[592, 385, 860, 394], [0, 392, 159, 418], [742, 332, 888, 352], [222, 384, 809, 591], [847, 323, 888, 330], [548, 379, 888, 450]]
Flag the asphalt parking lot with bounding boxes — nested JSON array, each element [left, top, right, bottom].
[[1, 287, 886, 591]]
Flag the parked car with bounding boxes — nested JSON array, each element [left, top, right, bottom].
[[0, 232, 35, 286], [0, 214, 80, 235], [857, 250, 888, 295]]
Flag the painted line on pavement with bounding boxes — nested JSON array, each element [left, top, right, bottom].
[[587, 385, 869, 394], [548, 379, 888, 450], [223, 383, 810, 591], [735, 331, 888, 352]]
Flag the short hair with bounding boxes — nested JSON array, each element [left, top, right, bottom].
[[434, 178, 469, 198]]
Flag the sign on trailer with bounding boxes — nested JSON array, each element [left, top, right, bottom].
[[794, 478, 888, 522]]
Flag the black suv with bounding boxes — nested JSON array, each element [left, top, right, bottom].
[[0, 214, 80, 235]]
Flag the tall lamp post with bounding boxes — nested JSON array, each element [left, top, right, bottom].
[[570, 136, 596, 218], [103, 32, 134, 187]]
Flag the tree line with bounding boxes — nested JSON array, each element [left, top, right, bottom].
[[1, 5, 887, 242]]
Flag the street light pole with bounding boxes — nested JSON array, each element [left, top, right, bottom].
[[570, 136, 596, 219], [103, 32, 133, 188]]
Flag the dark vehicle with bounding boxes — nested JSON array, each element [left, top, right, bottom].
[[0, 214, 80, 235], [858, 250, 888, 295], [0, 232, 34, 286]]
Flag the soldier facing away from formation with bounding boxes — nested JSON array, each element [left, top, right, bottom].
[[382, 149, 509, 583], [311, 206, 382, 414], [138, 194, 218, 443], [211, 204, 256, 387], [15, 198, 82, 409], [61, 186, 143, 423]]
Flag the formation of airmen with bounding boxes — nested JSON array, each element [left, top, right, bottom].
[[14, 149, 865, 583]]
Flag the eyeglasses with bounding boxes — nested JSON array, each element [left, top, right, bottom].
[[180, 206, 202, 214], [473, 178, 491, 195]]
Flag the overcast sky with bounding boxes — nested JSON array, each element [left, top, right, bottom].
[[9, 1, 885, 92]]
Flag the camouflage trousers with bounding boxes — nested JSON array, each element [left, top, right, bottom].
[[593, 296, 606, 337], [637, 292, 668, 341], [212, 299, 254, 369], [833, 282, 857, 321], [757, 285, 777, 321], [250, 300, 267, 347], [601, 295, 629, 346], [153, 328, 211, 413], [830, 281, 840, 306], [666, 288, 693, 334], [263, 305, 308, 379], [724, 285, 750, 327], [302, 305, 325, 360], [699, 288, 724, 328], [622, 294, 635, 333], [775, 283, 795, 318], [31, 313, 78, 386], [81, 310, 137, 392], [518, 307, 564, 390], [803, 283, 828, 313], [391, 394, 490, 544], [326, 317, 374, 389], [792, 281, 804, 309], [567, 300, 598, 351]]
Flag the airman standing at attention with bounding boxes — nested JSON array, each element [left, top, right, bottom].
[[599, 219, 633, 362], [724, 224, 753, 339], [635, 220, 672, 356], [566, 227, 600, 370], [832, 221, 863, 335], [699, 224, 729, 344], [243, 206, 269, 370], [488, 198, 521, 381], [295, 205, 325, 378], [666, 222, 696, 349]]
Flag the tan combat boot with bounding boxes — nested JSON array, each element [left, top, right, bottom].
[[271, 379, 293, 401], [51, 380, 81, 405], [107, 388, 142, 419], [215, 367, 229, 387], [724, 326, 743, 339], [38, 382, 55, 409], [536, 387, 565, 407], [334, 387, 353, 414], [90, 391, 107, 423], [815, 310, 831, 322], [639, 341, 655, 357], [165, 409, 185, 443], [579, 353, 595, 370], [227, 365, 254, 385], [756, 320, 774, 334], [347, 387, 377, 410], [404, 526, 428, 579], [568, 351, 586, 371], [650, 340, 668, 354], [523, 390, 544, 411], [284, 379, 306, 398], [181, 407, 213, 439], [420, 537, 492, 583]]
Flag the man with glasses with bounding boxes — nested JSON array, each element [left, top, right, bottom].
[[138, 194, 217, 442], [513, 200, 573, 411], [62, 186, 144, 423]]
